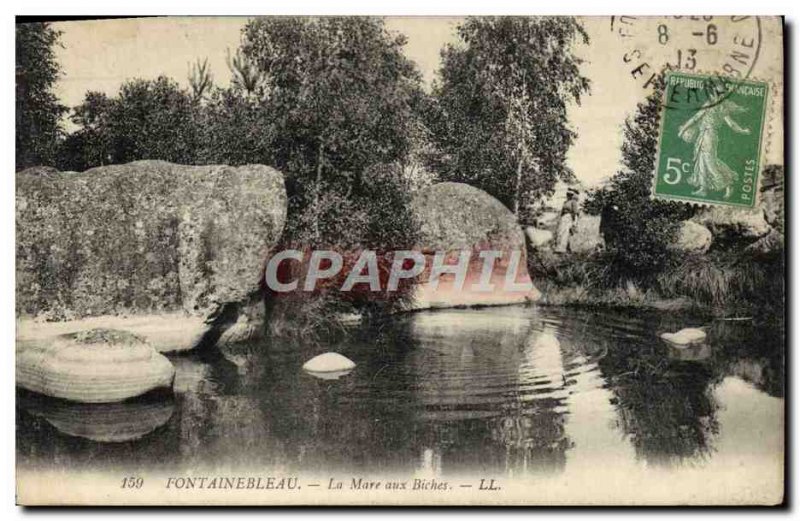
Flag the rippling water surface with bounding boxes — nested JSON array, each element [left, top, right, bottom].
[[17, 305, 784, 494]]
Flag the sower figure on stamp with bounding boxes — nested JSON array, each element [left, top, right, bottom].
[[554, 188, 580, 253], [678, 94, 751, 200]]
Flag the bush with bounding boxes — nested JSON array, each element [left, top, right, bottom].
[[267, 162, 421, 327], [198, 87, 275, 166], [583, 79, 695, 280], [57, 77, 201, 171]]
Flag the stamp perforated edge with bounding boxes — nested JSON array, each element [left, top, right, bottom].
[[649, 70, 778, 212]]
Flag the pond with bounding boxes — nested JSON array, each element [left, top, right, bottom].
[[16, 305, 784, 503]]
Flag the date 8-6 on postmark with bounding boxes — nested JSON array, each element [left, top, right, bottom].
[[653, 71, 769, 208]]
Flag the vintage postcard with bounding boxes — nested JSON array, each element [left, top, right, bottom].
[[15, 15, 785, 506]]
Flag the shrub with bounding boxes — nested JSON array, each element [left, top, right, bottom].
[[583, 79, 695, 281], [267, 162, 421, 328], [58, 77, 201, 171]]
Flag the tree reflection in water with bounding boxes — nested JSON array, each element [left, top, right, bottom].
[[16, 306, 783, 480], [602, 345, 721, 467], [489, 325, 572, 477]]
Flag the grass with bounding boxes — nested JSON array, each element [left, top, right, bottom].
[[264, 293, 352, 344], [529, 247, 783, 321], [657, 250, 784, 319]]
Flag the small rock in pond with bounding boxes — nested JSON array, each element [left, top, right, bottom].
[[302, 353, 356, 377], [660, 328, 707, 347]]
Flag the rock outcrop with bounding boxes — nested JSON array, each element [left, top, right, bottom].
[[16, 328, 175, 403], [669, 221, 713, 254], [692, 170, 784, 254], [409, 182, 540, 309], [692, 206, 770, 249], [16, 160, 287, 352], [525, 226, 554, 248], [567, 215, 604, 254]]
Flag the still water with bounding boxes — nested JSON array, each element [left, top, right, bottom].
[[17, 305, 784, 496]]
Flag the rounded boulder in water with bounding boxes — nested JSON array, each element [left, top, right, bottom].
[[302, 353, 356, 379], [16, 328, 175, 403]]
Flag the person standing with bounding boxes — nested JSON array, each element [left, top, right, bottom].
[[554, 188, 580, 253]]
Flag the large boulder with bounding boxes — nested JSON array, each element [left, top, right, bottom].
[[409, 182, 540, 309], [16, 160, 287, 352], [669, 221, 713, 254]]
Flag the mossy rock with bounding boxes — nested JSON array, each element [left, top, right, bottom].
[[409, 182, 540, 309], [16, 160, 287, 321], [69, 328, 147, 346], [411, 182, 525, 251]]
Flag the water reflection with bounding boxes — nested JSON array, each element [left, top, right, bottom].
[[600, 333, 720, 467], [17, 305, 783, 484], [18, 390, 175, 443]]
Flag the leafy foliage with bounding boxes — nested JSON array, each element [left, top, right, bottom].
[[584, 81, 695, 277], [55, 17, 428, 270], [58, 77, 201, 170], [279, 162, 420, 315], [240, 16, 427, 242], [427, 17, 590, 217], [16, 22, 67, 170], [199, 87, 275, 166]]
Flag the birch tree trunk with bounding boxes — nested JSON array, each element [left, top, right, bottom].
[[513, 143, 524, 218], [313, 139, 324, 241]]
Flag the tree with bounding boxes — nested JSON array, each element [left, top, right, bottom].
[[16, 22, 67, 170], [188, 58, 213, 103], [584, 80, 695, 277], [239, 17, 426, 241], [428, 17, 590, 218], [57, 91, 114, 170], [198, 86, 275, 166], [226, 48, 266, 99], [59, 76, 201, 170]]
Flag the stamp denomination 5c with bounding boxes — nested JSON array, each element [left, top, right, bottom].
[[654, 71, 769, 208]]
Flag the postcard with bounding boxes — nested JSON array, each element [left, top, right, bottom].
[[15, 15, 784, 506]]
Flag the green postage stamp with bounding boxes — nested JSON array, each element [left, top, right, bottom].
[[654, 71, 770, 208]]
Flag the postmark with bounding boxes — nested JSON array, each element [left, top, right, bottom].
[[653, 71, 769, 208], [613, 16, 762, 109]]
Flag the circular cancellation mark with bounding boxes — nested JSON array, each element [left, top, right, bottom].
[[612, 15, 762, 110]]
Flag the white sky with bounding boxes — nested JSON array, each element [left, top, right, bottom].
[[51, 16, 783, 187]]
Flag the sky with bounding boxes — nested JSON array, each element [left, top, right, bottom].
[[51, 16, 784, 187]]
